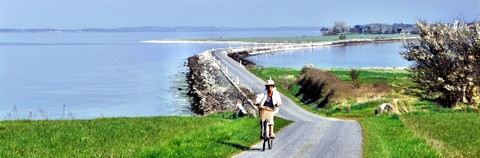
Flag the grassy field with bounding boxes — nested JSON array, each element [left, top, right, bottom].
[[0, 113, 292, 157], [248, 67, 480, 157], [189, 34, 418, 43]]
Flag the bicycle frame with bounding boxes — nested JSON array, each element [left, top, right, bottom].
[[262, 119, 270, 139], [261, 118, 273, 151]]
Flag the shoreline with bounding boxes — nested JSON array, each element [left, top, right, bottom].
[[141, 40, 260, 44], [184, 37, 417, 70], [141, 36, 418, 45], [186, 49, 256, 116], [256, 67, 409, 70], [144, 37, 418, 57]]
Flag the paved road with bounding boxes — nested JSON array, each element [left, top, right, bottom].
[[211, 50, 363, 158]]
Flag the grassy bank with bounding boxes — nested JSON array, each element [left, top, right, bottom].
[[189, 34, 418, 43], [248, 67, 480, 157], [403, 112, 480, 157], [0, 113, 291, 157], [363, 111, 480, 158], [362, 114, 439, 157]]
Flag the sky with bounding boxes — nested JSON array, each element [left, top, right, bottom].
[[0, 0, 479, 29]]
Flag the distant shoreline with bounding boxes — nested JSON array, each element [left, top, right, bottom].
[[141, 36, 418, 45], [0, 26, 320, 33], [140, 40, 259, 44], [143, 37, 418, 58]]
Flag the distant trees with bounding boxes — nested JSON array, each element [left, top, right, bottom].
[[325, 21, 351, 35], [333, 21, 351, 33], [322, 23, 418, 35], [401, 20, 480, 107]]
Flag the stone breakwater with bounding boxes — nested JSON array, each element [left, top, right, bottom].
[[187, 50, 256, 115]]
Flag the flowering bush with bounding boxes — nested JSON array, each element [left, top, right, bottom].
[[401, 20, 480, 107]]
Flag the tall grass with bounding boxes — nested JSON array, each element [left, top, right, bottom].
[[0, 113, 291, 157]]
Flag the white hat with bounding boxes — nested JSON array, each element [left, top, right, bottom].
[[265, 78, 275, 86]]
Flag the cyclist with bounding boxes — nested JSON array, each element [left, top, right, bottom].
[[255, 79, 282, 138]]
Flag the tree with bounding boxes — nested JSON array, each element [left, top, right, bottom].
[[354, 25, 363, 33], [401, 20, 480, 107], [332, 21, 350, 34]]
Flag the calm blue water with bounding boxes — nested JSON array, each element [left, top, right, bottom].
[[248, 42, 410, 68], [0, 31, 322, 120]]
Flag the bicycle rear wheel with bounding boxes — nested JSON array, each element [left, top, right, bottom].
[[263, 138, 267, 151]]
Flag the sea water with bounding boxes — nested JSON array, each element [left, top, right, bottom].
[[0, 30, 322, 119]]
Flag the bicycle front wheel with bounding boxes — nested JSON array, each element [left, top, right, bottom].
[[262, 120, 268, 151], [268, 138, 273, 149], [263, 138, 268, 151]]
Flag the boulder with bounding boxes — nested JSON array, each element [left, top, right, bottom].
[[375, 103, 397, 115]]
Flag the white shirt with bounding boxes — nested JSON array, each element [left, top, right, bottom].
[[256, 88, 282, 109], [236, 103, 247, 114]]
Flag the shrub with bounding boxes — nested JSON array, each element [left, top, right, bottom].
[[295, 66, 393, 108], [296, 67, 353, 108], [349, 69, 361, 87], [401, 20, 480, 107]]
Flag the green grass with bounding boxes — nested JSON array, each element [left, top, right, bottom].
[[188, 34, 418, 43], [362, 114, 440, 157], [327, 68, 414, 87], [247, 67, 413, 92], [0, 113, 292, 157], [403, 112, 480, 157]]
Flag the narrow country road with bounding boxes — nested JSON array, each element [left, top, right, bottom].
[[211, 50, 363, 158]]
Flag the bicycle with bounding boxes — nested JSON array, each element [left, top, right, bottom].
[[259, 106, 275, 151]]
